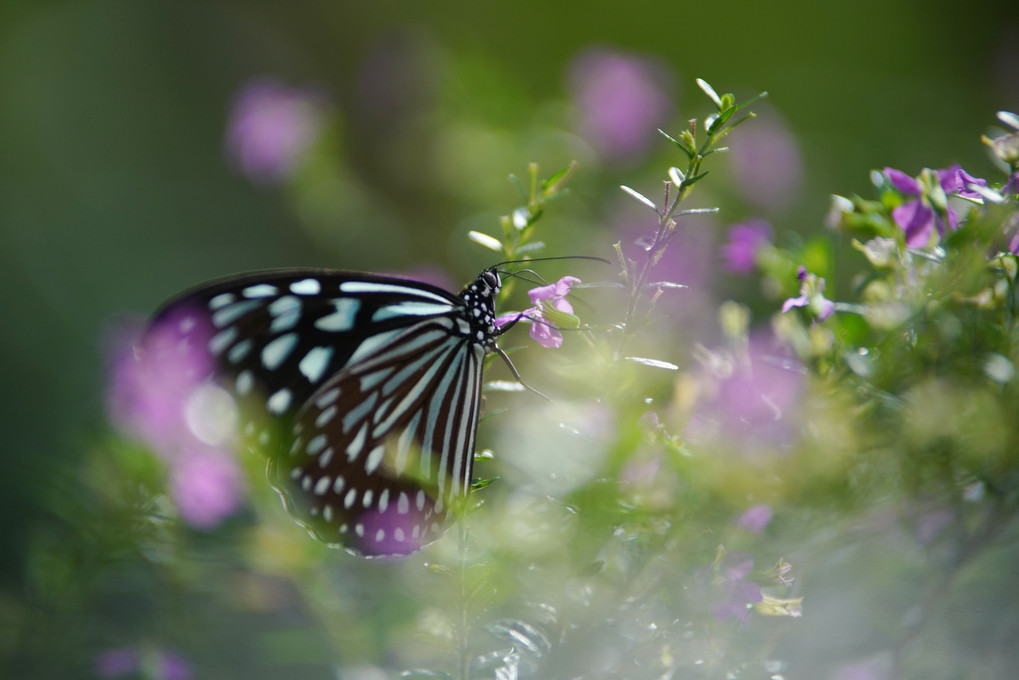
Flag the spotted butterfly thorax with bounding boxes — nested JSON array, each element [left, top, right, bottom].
[[145, 268, 504, 557]]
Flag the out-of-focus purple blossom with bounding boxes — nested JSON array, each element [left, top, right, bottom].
[[685, 333, 805, 453], [736, 504, 773, 533], [107, 311, 215, 456], [721, 219, 772, 273], [159, 652, 194, 680], [567, 49, 672, 163], [95, 647, 140, 678], [782, 266, 835, 321], [709, 551, 763, 623], [170, 449, 244, 530], [884, 165, 987, 247], [225, 78, 328, 185], [106, 314, 244, 530], [95, 647, 193, 680], [728, 114, 803, 210], [495, 276, 581, 349]]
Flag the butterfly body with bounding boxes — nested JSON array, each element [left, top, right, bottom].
[[147, 268, 503, 556]]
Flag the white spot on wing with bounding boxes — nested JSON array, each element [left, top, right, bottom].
[[319, 447, 334, 468], [209, 293, 234, 310], [344, 488, 357, 509], [243, 283, 278, 298], [236, 370, 254, 396], [212, 299, 260, 328], [262, 333, 298, 370], [365, 445, 385, 474], [314, 476, 331, 496], [372, 301, 453, 321], [290, 278, 321, 295], [227, 338, 253, 364], [315, 299, 359, 332], [306, 434, 327, 455], [299, 346, 334, 383], [267, 388, 292, 414], [208, 327, 237, 355], [339, 281, 452, 305]]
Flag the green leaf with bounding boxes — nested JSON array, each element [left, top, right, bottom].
[[696, 78, 722, 108], [659, 128, 693, 159], [620, 185, 660, 212]]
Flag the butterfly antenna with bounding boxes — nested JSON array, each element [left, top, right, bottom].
[[494, 346, 554, 403], [492, 254, 611, 269]]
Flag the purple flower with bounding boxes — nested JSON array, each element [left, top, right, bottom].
[[727, 114, 803, 210], [496, 276, 581, 349], [884, 164, 988, 247], [95, 648, 193, 680], [721, 219, 772, 273], [736, 504, 773, 533], [107, 311, 215, 454], [567, 49, 672, 162], [685, 333, 805, 453], [106, 314, 244, 530], [170, 449, 244, 530], [224, 78, 328, 185], [782, 266, 835, 321], [710, 551, 763, 623]]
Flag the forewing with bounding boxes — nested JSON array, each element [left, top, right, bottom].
[[145, 270, 461, 452], [271, 316, 486, 557]]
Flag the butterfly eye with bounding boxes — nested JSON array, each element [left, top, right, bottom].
[[482, 270, 500, 292]]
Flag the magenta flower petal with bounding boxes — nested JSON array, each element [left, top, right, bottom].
[[884, 167, 920, 195], [892, 199, 935, 247], [529, 319, 564, 349], [527, 276, 581, 304]]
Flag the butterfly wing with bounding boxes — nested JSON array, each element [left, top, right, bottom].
[[147, 269, 464, 451], [143, 268, 500, 556], [273, 315, 486, 556]]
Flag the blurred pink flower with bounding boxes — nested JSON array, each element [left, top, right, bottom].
[[224, 78, 328, 185], [106, 313, 244, 530], [721, 219, 772, 273], [708, 551, 763, 623], [95, 647, 193, 680], [107, 310, 214, 455], [728, 113, 803, 210], [736, 504, 773, 533], [686, 334, 805, 453], [567, 48, 673, 162], [170, 449, 244, 530]]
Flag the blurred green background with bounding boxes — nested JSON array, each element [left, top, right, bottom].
[[1, 0, 1016, 677]]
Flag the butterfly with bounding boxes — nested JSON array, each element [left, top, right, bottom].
[[145, 267, 515, 557]]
